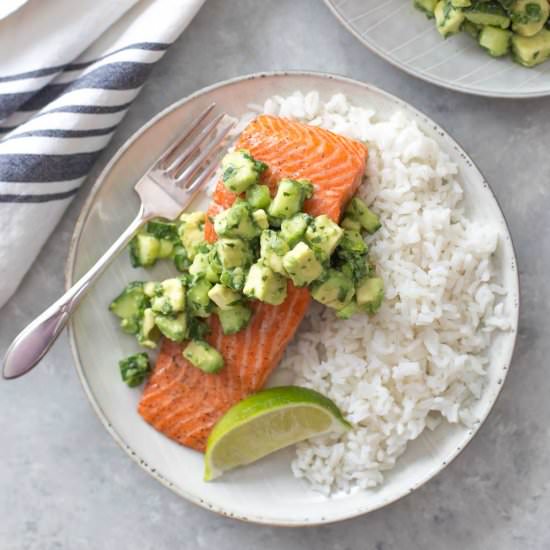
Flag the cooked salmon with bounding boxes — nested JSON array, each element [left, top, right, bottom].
[[138, 115, 367, 452]]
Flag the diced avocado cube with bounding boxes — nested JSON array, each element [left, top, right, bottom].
[[311, 269, 355, 310], [282, 242, 324, 287], [178, 211, 205, 260], [120, 312, 143, 334], [463, 0, 510, 29], [146, 219, 179, 241], [183, 340, 224, 373], [189, 251, 211, 278], [187, 277, 213, 318], [339, 229, 368, 255], [509, 0, 550, 36], [163, 278, 187, 311], [216, 238, 252, 269], [109, 282, 146, 319], [305, 214, 344, 260], [151, 278, 186, 315], [221, 150, 267, 194], [119, 352, 151, 387], [205, 265, 220, 284], [252, 209, 269, 230], [434, 0, 465, 38], [268, 179, 314, 220], [157, 239, 174, 259], [246, 184, 272, 210], [512, 28, 550, 66], [208, 245, 223, 271], [188, 246, 220, 284], [243, 262, 288, 305], [336, 300, 359, 320], [216, 303, 252, 335], [219, 267, 247, 291], [173, 245, 191, 272], [479, 26, 511, 56], [450, 0, 470, 7], [155, 313, 188, 342], [415, 0, 439, 17], [340, 216, 361, 231], [208, 284, 241, 309], [143, 281, 160, 298], [345, 197, 381, 234], [510, 0, 548, 37], [120, 317, 140, 335], [356, 277, 385, 314], [180, 211, 206, 225], [214, 202, 261, 240], [260, 229, 290, 275], [280, 213, 311, 247], [129, 233, 160, 267], [137, 308, 159, 349]]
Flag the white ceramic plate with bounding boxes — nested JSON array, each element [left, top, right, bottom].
[[67, 72, 519, 525], [325, 0, 550, 98]]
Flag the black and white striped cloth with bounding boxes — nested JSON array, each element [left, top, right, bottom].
[[0, 0, 204, 308]]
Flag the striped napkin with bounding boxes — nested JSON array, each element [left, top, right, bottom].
[[0, 0, 204, 309]]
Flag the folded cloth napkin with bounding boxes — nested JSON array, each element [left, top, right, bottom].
[[0, 0, 205, 309], [0, 0, 30, 20]]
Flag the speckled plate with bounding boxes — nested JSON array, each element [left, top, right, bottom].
[[324, 0, 550, 98], [66, 72, 519, 526]]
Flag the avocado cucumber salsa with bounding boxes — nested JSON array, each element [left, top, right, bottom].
[[414, 0, 550, 67], [110, 149, 384, 385]]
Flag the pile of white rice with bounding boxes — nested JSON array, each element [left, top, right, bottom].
[[248, 91, 511, 495]]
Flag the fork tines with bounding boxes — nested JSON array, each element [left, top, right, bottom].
[[154, 103, 236, 193]]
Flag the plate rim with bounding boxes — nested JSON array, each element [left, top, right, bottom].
[[65, 70, 520, 526], [323, 0, 550, 99]]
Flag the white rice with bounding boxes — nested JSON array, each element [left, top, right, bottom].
[[248, 91, 511, 495]]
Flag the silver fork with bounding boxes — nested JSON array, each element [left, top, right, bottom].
[[3, 103, 234, 380]]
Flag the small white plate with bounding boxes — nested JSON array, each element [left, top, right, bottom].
[[66, 72, 519, 525], [325, 0, 550, 98]]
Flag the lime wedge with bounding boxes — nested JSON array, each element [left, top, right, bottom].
[[204, 386, 351, 480]]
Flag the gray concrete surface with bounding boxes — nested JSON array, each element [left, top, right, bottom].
[[1, 0, 549, 548]]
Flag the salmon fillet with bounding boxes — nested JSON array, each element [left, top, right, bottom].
[[138, 115, 367, 452]]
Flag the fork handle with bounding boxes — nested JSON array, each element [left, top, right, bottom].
[[2, 208, 148, 380]]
